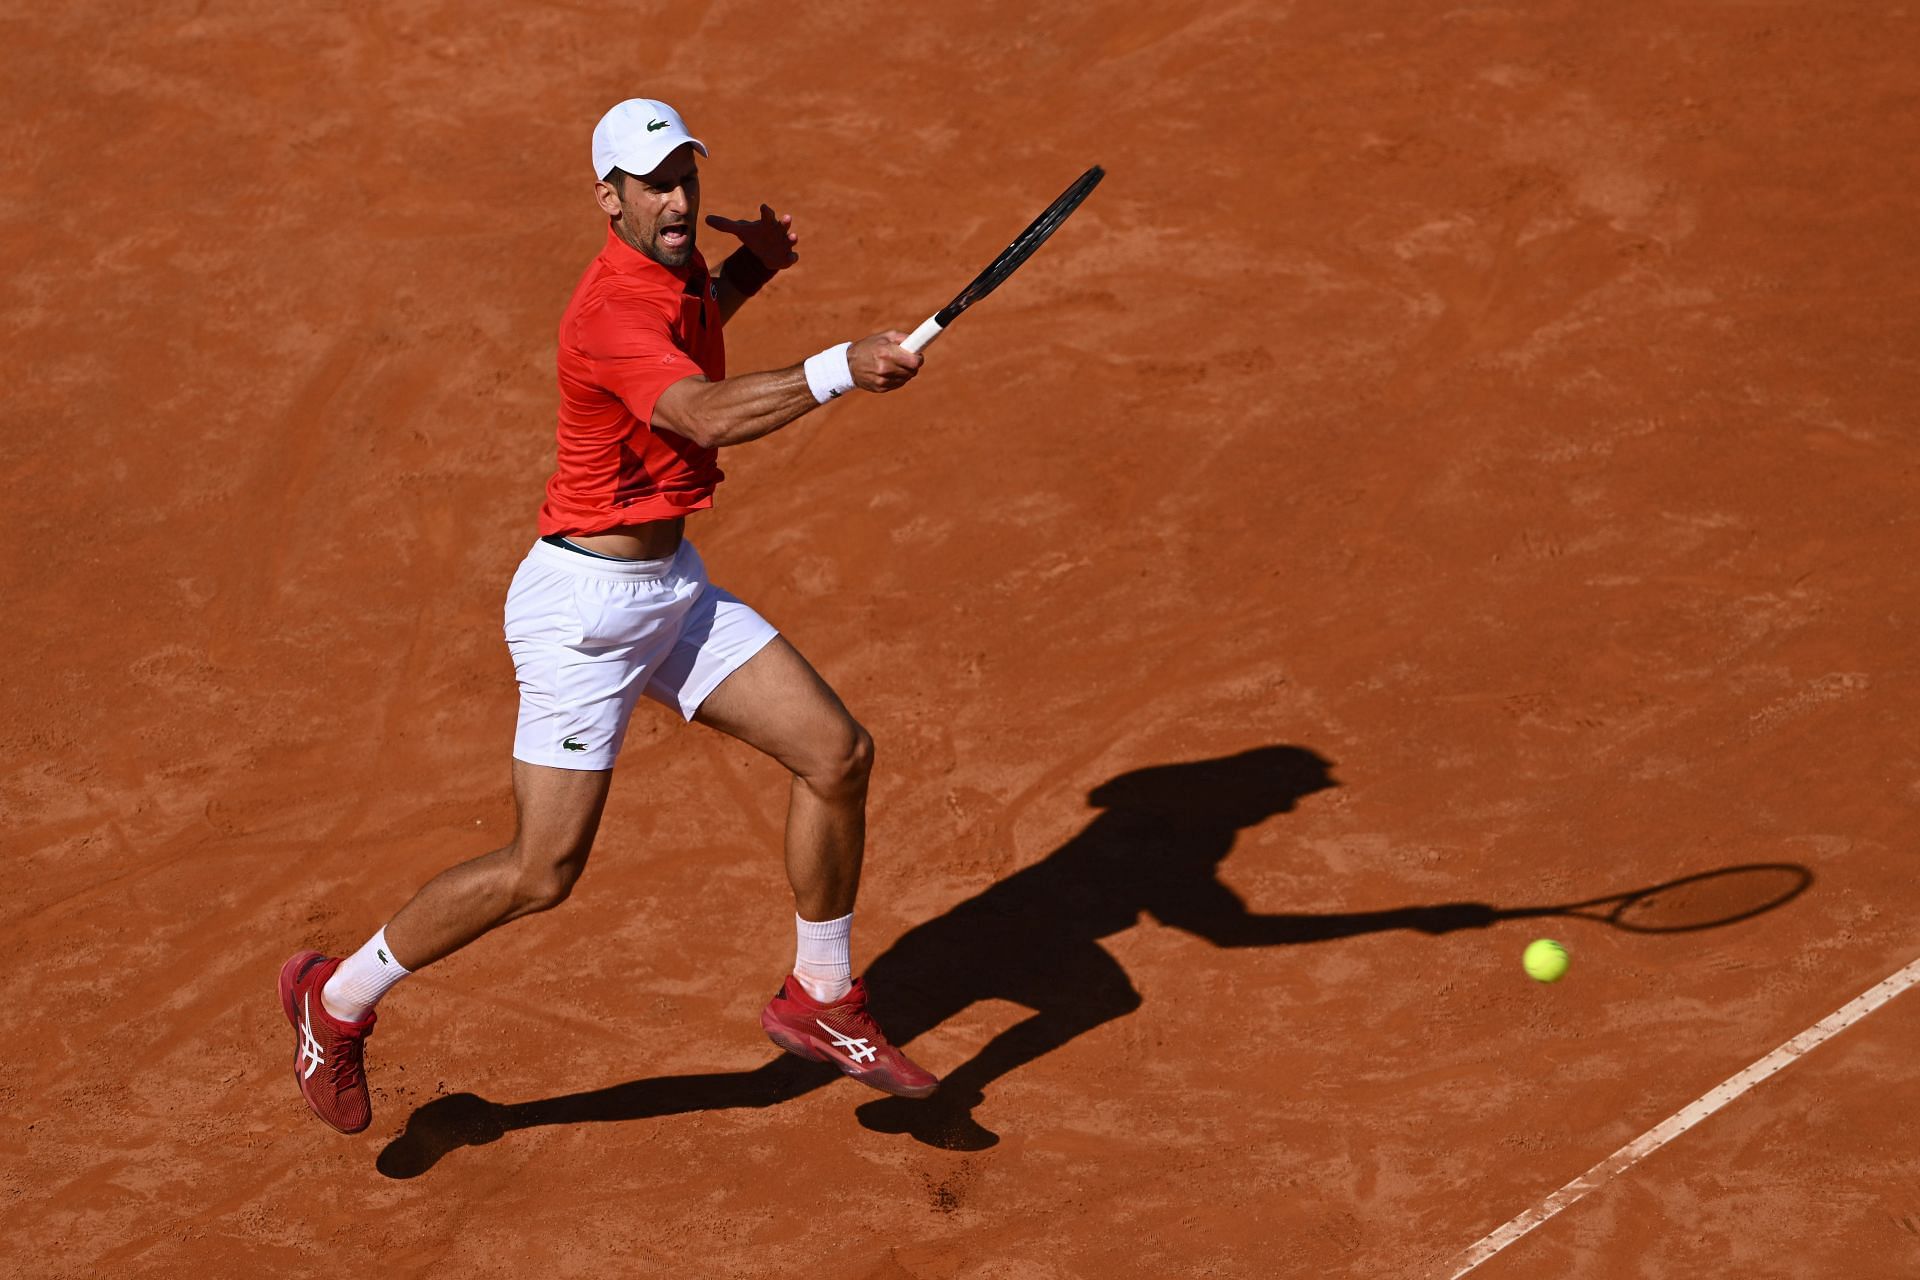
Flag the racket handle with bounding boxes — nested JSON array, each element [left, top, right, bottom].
[[901, 315, 943, 354]]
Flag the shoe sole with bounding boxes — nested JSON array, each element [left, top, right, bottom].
[[760, 1011, 938, 1100], [277, 950, 368, 1134]]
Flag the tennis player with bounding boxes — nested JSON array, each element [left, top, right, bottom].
[[278, 97, 936, 1135]]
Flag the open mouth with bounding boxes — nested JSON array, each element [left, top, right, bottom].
[[659, 222, 691, 250]]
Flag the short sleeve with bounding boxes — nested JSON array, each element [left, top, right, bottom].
[[572, 284, 705, 426]]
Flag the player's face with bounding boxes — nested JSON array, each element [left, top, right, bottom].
[[607, 144, 702, 267]]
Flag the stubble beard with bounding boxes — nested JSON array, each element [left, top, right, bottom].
[[612, 212, 695, 269], [650, 231, 695, 268]]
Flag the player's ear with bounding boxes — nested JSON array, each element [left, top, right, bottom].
[[594, 178, 623, 219]]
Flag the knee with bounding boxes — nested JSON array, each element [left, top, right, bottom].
[[798, 719, 874, 800], [507, 844, 589, 914], [845, 721, 875, 785]]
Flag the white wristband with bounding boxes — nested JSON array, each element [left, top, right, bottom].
[[803, 342, 855, 404]]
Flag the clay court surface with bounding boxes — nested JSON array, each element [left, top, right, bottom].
[[7, 1, 1920, 1275]]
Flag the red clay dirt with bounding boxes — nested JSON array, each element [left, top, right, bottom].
[[6, 2, 1920, 1277]]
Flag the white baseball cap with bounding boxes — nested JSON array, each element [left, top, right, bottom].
[[591, 98, 707, 181]]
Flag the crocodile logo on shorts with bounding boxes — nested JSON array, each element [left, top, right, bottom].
[[562, 736, 588, 752]]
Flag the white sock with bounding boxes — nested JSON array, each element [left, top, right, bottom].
[[794, 912, 853, 1002], [321, 926, 411, 1022]]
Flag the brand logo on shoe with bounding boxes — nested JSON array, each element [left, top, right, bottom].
[[562, 736, 588, 752], [297, 993, 326, 1080], [817, 1019, 878, 1065]]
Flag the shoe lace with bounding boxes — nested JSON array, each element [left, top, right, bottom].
[[829, 998, 889, 1049], [326, 1026, 369, 1090]]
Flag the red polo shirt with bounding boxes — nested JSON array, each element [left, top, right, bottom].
[[538, 225, 726, 535]]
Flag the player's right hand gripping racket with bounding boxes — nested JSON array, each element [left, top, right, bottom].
[[901, 165, 1105, 354]]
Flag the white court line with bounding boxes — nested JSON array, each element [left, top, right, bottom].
[[1447, 953, 1920, 1278]]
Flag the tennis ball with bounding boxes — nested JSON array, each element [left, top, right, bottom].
[[1523, 938, 1570, 983]]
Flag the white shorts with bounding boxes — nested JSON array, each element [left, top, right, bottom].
[[504, 538, 779, 770]]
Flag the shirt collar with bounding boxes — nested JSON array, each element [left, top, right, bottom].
[[600, 222, 708, 288]]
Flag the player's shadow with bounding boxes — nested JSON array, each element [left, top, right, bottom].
[[373, 745, 1795, 1175]]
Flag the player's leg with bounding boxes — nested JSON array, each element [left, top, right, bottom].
[[321, 532, 670, 1017], [379, 760, 614, 968], [640, 569, 937, 1098], [281, 537, 692, 1133], [689, 635, 872, 922], [678, 634, 936, 1098], [278, 761, 614, 1135]]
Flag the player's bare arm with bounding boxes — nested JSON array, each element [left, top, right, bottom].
[[650, 330, 922, 449]]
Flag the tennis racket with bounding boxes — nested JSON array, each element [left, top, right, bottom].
[[1503, 863, 1813, 934], [901, 165, 1105, 354]]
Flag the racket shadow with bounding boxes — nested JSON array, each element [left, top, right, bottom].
[[1500, 863, 1815, 933], [373, 746, 1814, 1173]]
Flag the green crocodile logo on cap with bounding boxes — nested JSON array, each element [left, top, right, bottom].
[[646, 119, 669, 132]]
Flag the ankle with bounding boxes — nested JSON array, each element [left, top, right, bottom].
[[793, 911, 853, 1002], [323, 927, 411, 1021]]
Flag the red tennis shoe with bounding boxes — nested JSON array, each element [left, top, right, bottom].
[[761, 976, 938, 1099], [278, 950, 376, 1134]]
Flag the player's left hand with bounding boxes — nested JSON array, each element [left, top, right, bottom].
[[704, 204, 799, 271]]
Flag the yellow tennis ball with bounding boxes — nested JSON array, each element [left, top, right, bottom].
[[1523, 938, 1569, 983]]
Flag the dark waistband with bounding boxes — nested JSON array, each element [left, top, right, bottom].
[[540, 533, 640, 562]]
